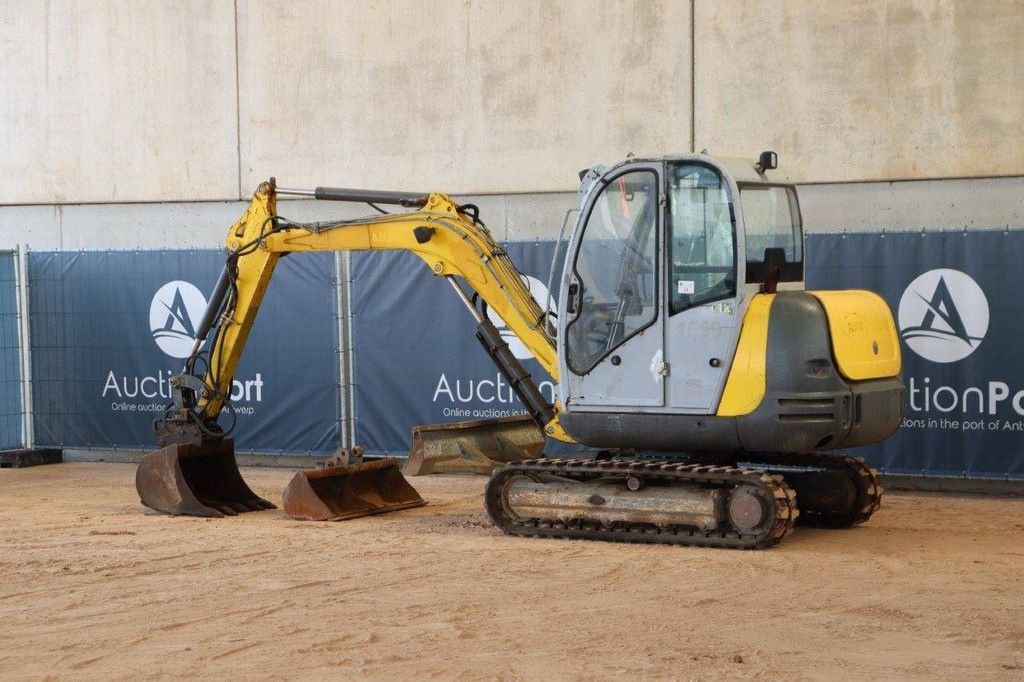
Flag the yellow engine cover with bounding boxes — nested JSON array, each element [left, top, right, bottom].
[[717, 290, 902, 418], [809, 290, 901, 381]]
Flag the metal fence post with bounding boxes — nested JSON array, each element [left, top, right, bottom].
[[342, 251, 356, 449], [334, 251, 350, 450], [15, 244, 34, 449]]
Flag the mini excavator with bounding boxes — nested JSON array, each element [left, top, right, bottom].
[[136, 152, 903, 549]]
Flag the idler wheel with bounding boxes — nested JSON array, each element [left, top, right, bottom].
[[728, 485, 772, 533]]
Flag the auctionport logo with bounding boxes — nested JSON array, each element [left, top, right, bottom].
[[898, 268, 988, 363], [485, 275, 555, 360], [149, 281, 208, 359]]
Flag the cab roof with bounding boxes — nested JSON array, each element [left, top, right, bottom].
[[603, 152, 794, 186]]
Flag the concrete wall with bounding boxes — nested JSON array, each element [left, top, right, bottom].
[[2, 0, 1023, 249], [0, 194, 581, 250], [799, 176, 1024, 232], [237, 0, 691, 195], [695, 0, 1024, 183], [1, 1, 238, 203], [2, 0, 691, 204], [5, 174, 1024, 252]]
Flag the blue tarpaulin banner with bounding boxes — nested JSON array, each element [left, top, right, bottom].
[[351, 241, 568, 455], [353, 231, 1024, 479], [29, 234, 1013, 475], [29, 250, 340, 454], [0, 252, 22, 450], [807, 230, 1024, 479]]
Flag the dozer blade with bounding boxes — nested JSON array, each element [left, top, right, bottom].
[[282, 457, 426, 521], [135, 439, 275, 517], [403, 414, 545, 476]]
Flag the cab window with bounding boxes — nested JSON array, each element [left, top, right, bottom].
[[668, 163, 736, 314], [740, 185, 803, 283], [566, 170, 658, 374]]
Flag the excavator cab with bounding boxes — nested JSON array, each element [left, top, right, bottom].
[[553, 152, 897, 454], [559, 155, 793, 421]]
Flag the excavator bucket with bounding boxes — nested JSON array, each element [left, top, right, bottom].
[[282, 449, 425, 521], [136, 439, 275, 517], [403, 414, 545, 476]]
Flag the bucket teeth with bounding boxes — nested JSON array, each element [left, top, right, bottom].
[[135, 439, 275, 517]]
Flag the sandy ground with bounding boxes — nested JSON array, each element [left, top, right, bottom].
[[1, 463, 1022, 681]]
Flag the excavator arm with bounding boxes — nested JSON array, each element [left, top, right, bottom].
[[181, 179, 569, 441], [137, 180, 571, 519]]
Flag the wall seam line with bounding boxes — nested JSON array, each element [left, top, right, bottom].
[[234, 0, 243, 200], [690, 0, 696, 153]]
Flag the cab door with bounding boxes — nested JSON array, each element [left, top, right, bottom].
[[663, 161, 742, 412], [559, 165, 665, 409]]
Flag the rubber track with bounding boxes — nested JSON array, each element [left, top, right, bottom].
[[485, 459, 799, 550], [747, 452, 883, 528]]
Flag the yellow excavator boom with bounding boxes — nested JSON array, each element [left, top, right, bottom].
[[200, 181, 566, 437], [136, 180, 570, 519]]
